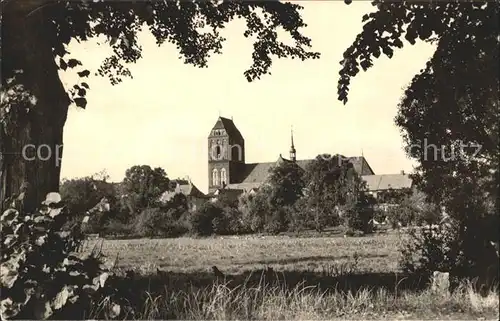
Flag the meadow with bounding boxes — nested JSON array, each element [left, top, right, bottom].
[[86, 230, 404, 275], [84, 231, 499, 320]]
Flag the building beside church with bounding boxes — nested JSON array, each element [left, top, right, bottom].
[[159, 178, 208, 211], [207, 116, 413, 198]]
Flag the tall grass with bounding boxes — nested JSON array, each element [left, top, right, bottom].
[[90, 280, 499, 320]]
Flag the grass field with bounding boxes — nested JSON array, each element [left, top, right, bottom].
[[83, 231, 498, 320], [86, 230, 406, 275]]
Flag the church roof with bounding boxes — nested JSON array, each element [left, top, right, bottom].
[[238, 155, 295, 184], [361, 174, 413, 191], [236, 155, 374, 185], [239, 162, 276, 184], [295, 156, 374, 174], [210, 116, 244, 141], [227, 182, 262, 191]]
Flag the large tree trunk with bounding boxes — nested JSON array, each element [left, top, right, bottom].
[[1, 1, 70, 213]]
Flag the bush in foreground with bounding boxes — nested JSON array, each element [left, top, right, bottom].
[[0, 193, 117, 320]]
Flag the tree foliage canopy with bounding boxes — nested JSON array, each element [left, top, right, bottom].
[[121, 165, 170, 212], [338, 0, 498, 218], [337, 0, 497, 104], [267, 160, 305, 208], [339, 0, 499, 277], [304, 155, 356, 209], [2, 0, 319, 109]]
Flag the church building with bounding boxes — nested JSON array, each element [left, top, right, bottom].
[[207, 116, 411, 197]]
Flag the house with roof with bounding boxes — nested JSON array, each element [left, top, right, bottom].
[[207, 116, 412, 199], [159, 178, 208, 211], [361, 172, 413, 198]]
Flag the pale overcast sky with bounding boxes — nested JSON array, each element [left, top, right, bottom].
[[59, 1, 435, 193]]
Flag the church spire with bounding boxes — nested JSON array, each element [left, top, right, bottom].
[[289, 126, 296, 162]]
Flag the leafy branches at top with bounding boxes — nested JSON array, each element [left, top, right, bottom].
[[2, 0, 320, 110], [337, 0, 496, 104]]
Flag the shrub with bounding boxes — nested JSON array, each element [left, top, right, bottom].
[[238, 192, 267, 233], [133, 207, 188, 238], [343, 202, 374, 234], [222, 207, 247, 235], [0, 193, 118, 320], [161, 193, 189, 221], [287, 199, 309, 232], [263, 207, 289, 234], [416, 203, 441, 226], [342, 188, 375, 234], [59, 175, 118, 234], [386, 202, 415, 228], [160, 210, 189, 238], [134, 208, 164, 237], [189, 203, 223, 236], [400, 214, 500, 293], [344, 227, 364, 237], [400, 222, 461, 275], [373, 206, 387, 223], [101, 219, 134, 238]]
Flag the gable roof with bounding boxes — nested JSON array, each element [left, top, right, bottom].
[[169, 179, 189, 190], [159, 180, 206, 203], [210, 116, 244, 141], [227, 182, 262, 191], [361, 174, 413, 191], [236, 154, 374, 185], [238, 154, 298, 184], [278, 155, 373, 174], [348, 156, 375, 175], [176, 182, 205, 198], [239, 162, 276, 184]]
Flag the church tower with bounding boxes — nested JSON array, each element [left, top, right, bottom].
[[289, 127, 296, 162], [207, 116, 245, 193]]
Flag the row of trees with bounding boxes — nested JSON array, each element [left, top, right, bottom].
[[61, 155, 444, 239], [237, 156, 376, 235], [64, 154, 440, 239], [59, 165, 172, 237]]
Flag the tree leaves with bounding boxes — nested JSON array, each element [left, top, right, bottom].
[[121, 165, 170, 216], [53, 286, 71, 310], [44, 192, 62, 205], [73, 97, 87, 109], [59, 58, 68, 71], [382, 1, 500, 278], [109, 303, 121, 319], [337, 1, 489, 104], [67, 59, 82, 68], [77, 70, 90, 77], [34, 301, 53, 320], [46, 0, 318, 89], [1, 195, 115, 320]]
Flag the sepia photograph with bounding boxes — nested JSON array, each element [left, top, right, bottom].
[[1, 0, 499, 320]]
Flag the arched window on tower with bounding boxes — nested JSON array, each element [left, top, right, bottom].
[[212, 168, 219, 186], [220, 168, 227, 186]]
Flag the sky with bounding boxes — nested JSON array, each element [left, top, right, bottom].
[[59, 1, 436, 194]]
